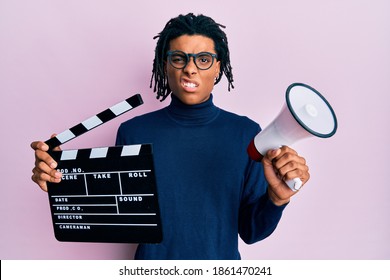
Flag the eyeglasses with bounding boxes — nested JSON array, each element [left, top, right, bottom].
[[167, 50, 218, 70]]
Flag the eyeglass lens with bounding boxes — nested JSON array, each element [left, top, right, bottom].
[[168, 51, 215, 70]]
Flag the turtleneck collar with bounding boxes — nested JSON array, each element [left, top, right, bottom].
[[165, 94, 220, 126]]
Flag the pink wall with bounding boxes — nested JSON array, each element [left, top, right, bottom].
[[1, 0, 389, 259]]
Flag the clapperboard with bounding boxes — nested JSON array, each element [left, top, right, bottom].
[[46, 94, 162, 243]]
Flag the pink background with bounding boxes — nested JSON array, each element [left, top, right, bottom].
[[1, 0, 389, 259]]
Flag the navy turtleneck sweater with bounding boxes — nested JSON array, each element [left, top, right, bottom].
[[116, 94, 286, 259]]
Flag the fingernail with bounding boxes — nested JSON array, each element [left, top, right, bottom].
[[54, 172, 62, 178], [50, 162, 57, 169]]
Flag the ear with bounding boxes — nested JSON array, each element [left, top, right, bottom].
[[164, 61, 167, 74], [215, 60, 221, 77]]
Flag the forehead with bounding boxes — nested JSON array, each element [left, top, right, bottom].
[[169, 34, 216, 53]]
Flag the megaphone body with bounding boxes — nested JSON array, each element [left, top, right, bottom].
[[247, 83, 337, 191]]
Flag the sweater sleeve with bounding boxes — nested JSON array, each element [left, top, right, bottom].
[[115, 124, 125, 146], [238, 156, 288, 244]]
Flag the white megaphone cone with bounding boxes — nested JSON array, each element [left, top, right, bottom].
[[247, 83, 338, 191]]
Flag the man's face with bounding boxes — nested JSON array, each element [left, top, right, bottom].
[[165, 34, 221, 105]]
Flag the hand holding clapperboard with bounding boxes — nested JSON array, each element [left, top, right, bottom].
[[45, 94, 162, 243]]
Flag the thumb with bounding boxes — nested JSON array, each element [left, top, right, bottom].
[[266, 148, 281, 161], [50, 134, 62, 152], [262, 148, 283, 186]]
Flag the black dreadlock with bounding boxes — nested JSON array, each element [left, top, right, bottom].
[[150, 13, 234, 101]]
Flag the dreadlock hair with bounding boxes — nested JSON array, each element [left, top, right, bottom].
[[150, 13, 234, 101]]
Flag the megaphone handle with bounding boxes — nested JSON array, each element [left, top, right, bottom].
[[286, 178, 303, 192]]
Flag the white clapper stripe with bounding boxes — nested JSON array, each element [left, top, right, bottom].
[[60, 150, 78, 160], [56, 129, 76, 144], [110, 100, 132, 116], [121, 144, 142, 156], [90, 147, 109, 158], [82, 115, 103, 130]]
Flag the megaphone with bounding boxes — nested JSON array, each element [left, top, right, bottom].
[[247, 83, 337, 191]]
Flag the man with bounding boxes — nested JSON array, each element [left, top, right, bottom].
[[31, 13, 310, 259]]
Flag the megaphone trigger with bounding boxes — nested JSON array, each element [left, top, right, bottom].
[[286, 178, 303, 192]]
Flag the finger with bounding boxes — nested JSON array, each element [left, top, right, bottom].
[[31, 168, 62, 192], [264, 148, 282, 163], [35, 149, 58, 169], [31, 141, 49, 152], [36, 160, 62, 178], [31, 134, 61, 151], [49, 134, 62, 151], [53, 145, 62, 152], [265, 147, 310, 185], [272, 151, 306, 171], [31, 174, 48, 192], [276, 160, 306, 178], [32, 166, 62, 182], [282, 165, 307, 181], [280, 163, 310, 184], [262, 149, 287, 189]]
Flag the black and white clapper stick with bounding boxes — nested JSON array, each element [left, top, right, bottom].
[[44, 94, 143, 150]]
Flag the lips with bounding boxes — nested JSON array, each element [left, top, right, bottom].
[[183, 82, 197, 88], [181, 78, 199, 90]]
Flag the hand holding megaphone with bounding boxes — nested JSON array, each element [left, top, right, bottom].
[[247, 83, 338, 191]]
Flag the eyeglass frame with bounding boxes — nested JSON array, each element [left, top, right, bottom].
[[166, 50, 218, 70]]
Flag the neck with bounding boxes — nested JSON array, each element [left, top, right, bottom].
[[165, 94, 220, 125]]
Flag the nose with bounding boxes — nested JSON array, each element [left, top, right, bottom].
[[183, 56, 197, 75]]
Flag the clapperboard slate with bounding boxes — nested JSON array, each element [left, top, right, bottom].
[[46, 94, 162, 243]]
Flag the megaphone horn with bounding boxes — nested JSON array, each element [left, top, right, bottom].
[[247, 83, 338, 191]]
